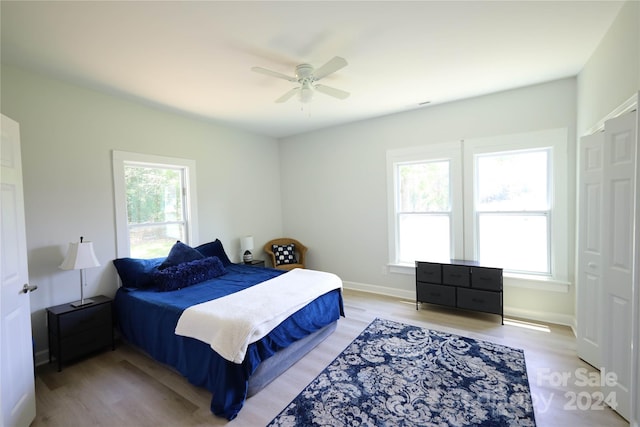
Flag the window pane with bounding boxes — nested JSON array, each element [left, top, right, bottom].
[[129, 224, 185, 258], [478, 214, 549, 274], [477, 150, 548, 211], [125, 164, 186, 257], [125, 166, 184, 224], [398, 161, 450, 212], [399, 214, 450, 263]]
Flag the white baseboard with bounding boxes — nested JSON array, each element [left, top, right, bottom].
[[35, 349, 49, 367], [503, 306, 575, 329], [343, 280, 415, 301], [343, 280, 576, 328]]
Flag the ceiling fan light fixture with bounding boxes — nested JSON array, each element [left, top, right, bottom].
[[299, 81, 314, 103]]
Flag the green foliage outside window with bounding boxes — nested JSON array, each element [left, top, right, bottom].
[[125, 165, 185, 258]]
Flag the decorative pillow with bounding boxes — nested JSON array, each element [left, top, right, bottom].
[[272, 243, 297, 265], [195, 239, 232, 266], [113, 257, 165, 289], [158, 241, 204, 270], [152, 256, 227, 292]]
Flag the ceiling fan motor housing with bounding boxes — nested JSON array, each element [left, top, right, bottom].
[[295, 64, 315, 81]]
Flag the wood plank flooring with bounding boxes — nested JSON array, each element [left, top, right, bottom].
[[33, 289, 629, 426]]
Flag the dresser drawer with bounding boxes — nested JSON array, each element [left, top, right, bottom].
[[417, 283, 456, 306], [416, 262, 441, 284], [471, 267, 503, 291], [55, 303, 111, 337], [442, 265, 470, 287], [457, 288, 501, 315], [55, 324, 113, 362]]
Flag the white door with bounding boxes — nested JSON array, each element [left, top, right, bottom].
[[601, 110, 637, 421], [576, 130, 605, 368], [0, 115, 36, 427]]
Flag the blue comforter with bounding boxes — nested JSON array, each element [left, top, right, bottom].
[[114, 264, 343, 420]]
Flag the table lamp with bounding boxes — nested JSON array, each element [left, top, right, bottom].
[[60, 236, 100, 307], [240, 235, 254, 263]]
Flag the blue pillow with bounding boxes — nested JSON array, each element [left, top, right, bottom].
[[152, 256, 227, 292], [195, 239, 232, 266], [158, 241, 204, 270], [113, 257, 165, 289]]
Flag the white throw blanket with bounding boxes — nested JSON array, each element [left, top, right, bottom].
[[174, 268, 342, 363]]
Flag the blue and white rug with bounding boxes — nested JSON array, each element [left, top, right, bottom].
[[268, 318, 536, 426]]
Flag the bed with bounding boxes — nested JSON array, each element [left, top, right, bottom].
[[112, 240, 344, 420]]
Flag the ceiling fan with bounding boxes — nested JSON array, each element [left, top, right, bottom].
[[251, 56, 350, 104]]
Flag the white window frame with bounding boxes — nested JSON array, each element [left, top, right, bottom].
[[387, 128, 569, 289], [462, 129, 568, 283], [112, 150, 199, 258], [387, 142, 463, 270]]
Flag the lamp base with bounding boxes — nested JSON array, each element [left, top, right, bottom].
[[70, 298, 94, 308]]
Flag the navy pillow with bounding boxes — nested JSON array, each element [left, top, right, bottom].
[[113, 257, 165, 289], [152, 256, 227, 292], [195, 239, 232, 266], [159, 241, 204, 270], [273, 243, 297, 265]]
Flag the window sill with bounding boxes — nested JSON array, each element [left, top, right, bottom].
[[387, 263, 571, 293]]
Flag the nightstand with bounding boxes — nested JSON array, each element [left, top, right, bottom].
[[47, 295, 115, 371], [244, 259, 265, 267]]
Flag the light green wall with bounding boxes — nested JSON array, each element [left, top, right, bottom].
[[1, 65, 283, 356], [277, 0, 640, 329], [280, 78, 578, 326], [577, 0, 639, 134]]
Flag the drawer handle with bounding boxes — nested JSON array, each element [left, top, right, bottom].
[[472, 298, 484, 303], [450, 274, 461, 278]]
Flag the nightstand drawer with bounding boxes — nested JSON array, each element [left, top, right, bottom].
[[471, 267, 502, 291], [55, 303, 111, 337], [54, 324, 113, 361], [442, 265, 470, 287], [457, 288, 501, 315], [416, 262, 441, 284], [416, 283, 456, 306]]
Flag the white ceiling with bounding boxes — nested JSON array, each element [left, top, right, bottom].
[[1, 1, 624, 138]]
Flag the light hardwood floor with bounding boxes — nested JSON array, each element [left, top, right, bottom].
[[33, 289, 629, 427]]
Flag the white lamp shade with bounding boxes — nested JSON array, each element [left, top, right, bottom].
[[240, 236, 254, 252], [60, 241, 100, 270]]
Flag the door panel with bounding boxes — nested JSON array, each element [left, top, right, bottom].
[[576, 131, 604, 367], [601, 111, 636, 421], [0, 114, 35, 427]]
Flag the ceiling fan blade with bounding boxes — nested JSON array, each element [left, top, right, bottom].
[[314, 84, 350, 100], [251, 66, 297, 82], [313, 56, 348, 80], [275, 87, 299, 103]]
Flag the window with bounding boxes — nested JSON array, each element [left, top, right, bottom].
[[397, 160, 452, 263], [388, 128, 568, 284], [475, 149, 551, 275], [387, 142, 463, 266], [113, 151, 198, 258]]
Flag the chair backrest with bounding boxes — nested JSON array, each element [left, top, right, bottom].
[[264, 238, 308, 270]]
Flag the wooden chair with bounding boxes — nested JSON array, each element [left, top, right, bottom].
[[264, 238, 308, 270]]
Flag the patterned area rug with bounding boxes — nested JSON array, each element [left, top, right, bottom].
[[268, 318, 536, 427]]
